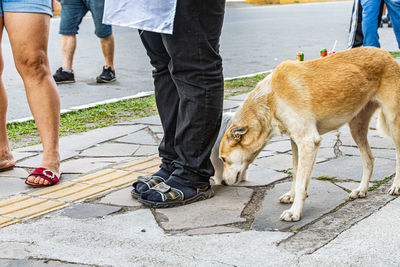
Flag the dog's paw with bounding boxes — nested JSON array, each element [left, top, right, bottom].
[[389, 183, 400, 195], [349, 188, 367, 199], [279, 192, 294, 204], [280, 209, 301, 222]]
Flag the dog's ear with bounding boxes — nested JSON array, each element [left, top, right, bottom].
[[230, 126, 248, 142]]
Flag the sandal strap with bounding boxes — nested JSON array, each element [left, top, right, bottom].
[[152, 182, 185, 202], [133, 175, 165, 190]]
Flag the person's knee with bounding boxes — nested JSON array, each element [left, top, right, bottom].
[[15, 50, 49, 79]]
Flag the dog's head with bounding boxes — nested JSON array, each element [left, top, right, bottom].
[[219, 74, 276, 185]]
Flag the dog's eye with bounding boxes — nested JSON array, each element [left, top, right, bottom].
[[221, 157, 226, 163]]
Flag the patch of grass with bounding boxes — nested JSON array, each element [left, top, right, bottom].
[[7, 95, 157, 146], [390, 51, 400, 57], [289, 228, 299, 233], [224, 73, 269, 89], [313, 175, 338, 182], [368, 175, 393, 192], [282, 169, 293, 177], [7, 73, 270, 148]]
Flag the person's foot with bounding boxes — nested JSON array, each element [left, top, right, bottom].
[[0, 149, 15, 170], [53, 67, 75, 84], [139, 178, 214, 208], [96, 66, 116, 83], [25, 161, 60, 186], [131, 168, 171, 198]]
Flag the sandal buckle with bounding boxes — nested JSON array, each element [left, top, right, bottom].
[[42, 169, 56, 179], [152, 182, 171, 193]]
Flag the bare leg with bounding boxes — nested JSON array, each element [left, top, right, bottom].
[[348, 102, 378, 198], [280, 139, 298, 204], [0, 17, 14, 170], [61, 34, 76, 71], [4, 13, 60, 185], [99, 34, 115, 70]]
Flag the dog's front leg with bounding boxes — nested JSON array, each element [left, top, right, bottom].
[[280, 136, 320, 222], [280, 139, 298, 204]]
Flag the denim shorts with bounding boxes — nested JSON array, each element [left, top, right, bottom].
[[60, 0, 112, 38], [0, 0, 52, 17]]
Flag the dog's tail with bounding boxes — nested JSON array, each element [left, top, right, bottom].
[[377, 109, 391, 138]]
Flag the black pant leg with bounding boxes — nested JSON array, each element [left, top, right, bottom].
[[139, 30, 179, 174], [161, 0, 226, 188]]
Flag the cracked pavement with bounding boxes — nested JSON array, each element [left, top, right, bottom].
[[0, 92, 399, 266]]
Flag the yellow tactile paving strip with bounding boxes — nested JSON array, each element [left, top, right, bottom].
[[0, 156, 161, 228]]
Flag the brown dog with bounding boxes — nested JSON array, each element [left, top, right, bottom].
[[219, 47, 400, 221]]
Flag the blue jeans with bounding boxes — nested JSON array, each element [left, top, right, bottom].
[[59, 0, 111, 38], [0, 0, 52, 16], [361, 0, 400, 48]]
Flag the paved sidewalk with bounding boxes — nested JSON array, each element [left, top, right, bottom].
[[0, 93, 399, 266]]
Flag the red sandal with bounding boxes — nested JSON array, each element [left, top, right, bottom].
[[25, 167, 62, 187]]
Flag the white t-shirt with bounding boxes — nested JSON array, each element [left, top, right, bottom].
[[103, 0, 177, 34]]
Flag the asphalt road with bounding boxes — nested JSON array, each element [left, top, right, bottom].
[[2, 1, 399, 120]]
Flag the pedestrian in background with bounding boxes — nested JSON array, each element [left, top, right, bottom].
[[348, 0, 384, 48], [0, 1, 62, 186], [53, 0, 116, 84], [103, 0, 225, 207], [360, 0, 400, 48]]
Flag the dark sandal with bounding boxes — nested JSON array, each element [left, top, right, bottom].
[[25, 168, 62, 187], [0, 165, 14, 172], [138, 182, 214, 208], [131, 175, 166, 199]]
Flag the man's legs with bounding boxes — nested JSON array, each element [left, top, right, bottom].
[[361, 0, 381, 47], [384, 0, 400, 48], [99, 34, 114, 70], [0, 17, 14, 170], [5, 13, 60, 185], [61, 34, 76, 71], [140, 0, 225, 206]]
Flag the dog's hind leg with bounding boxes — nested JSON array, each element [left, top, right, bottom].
[[386, 111, 400, 195], [280, 139, 298, 204], [348, 102, 378, 199], [280, 131, 321, 221]]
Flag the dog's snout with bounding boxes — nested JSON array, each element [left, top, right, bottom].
[[221, 180, 228, 186]]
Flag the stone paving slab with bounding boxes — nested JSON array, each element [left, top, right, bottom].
[[312, 156, 396, 181], [183, 226, 243, 236], [334, 181, 374, 192], [236, 164, 288, 187], [16, 150, 79, 169], [132, 145, 159, 156], [97, 186, 142, 207], [254, 154, 294, 171], [12, 151, 38, 162], [0, 210, 295, 266], [264, 140, 292, 153], [60, 157, 133, 174], [340, 133, 395, 149], [0, 167, 29, 179], [61, 203, 122, 219], [299, 193, 400, 266], [223, 100, 241, 110], [114, 128, 159, 145], [340, 146, 396, 159], [252, 180, 348, 231], [0, 178, 30, 199], [156, 186, 253, 230], [16, 125, 145, 153], [226, 93, 249, 101], [0, 259, 91, 267], [79, 142, 139, 157]]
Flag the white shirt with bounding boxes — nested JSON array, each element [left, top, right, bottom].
[[103, 0, 177, 34]]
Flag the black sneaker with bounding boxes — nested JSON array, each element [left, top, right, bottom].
[[96, 66, 116, 83], [53, 67, 75, 84]]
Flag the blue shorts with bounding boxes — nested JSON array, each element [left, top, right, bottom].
[[0, 0, 52, 17], [59, 0, 112, 38]]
